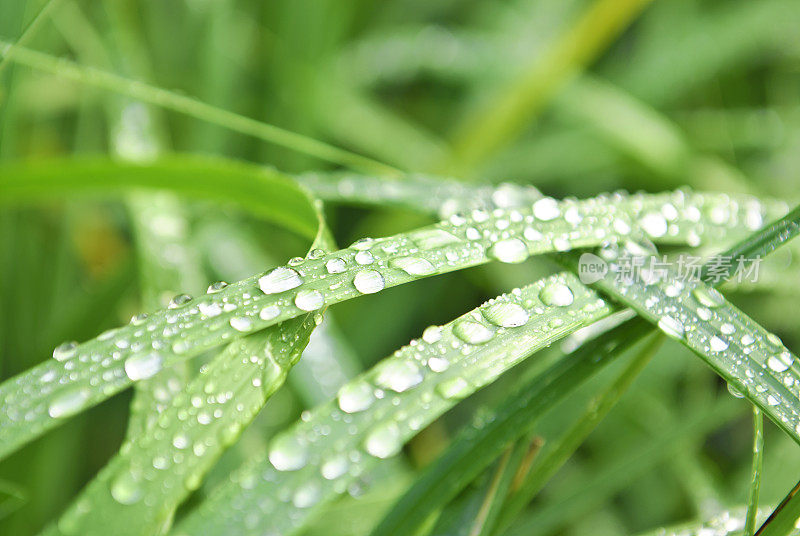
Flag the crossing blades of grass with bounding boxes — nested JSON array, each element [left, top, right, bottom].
[[170, 271, 615, 536], [0, 172, 645, 460]]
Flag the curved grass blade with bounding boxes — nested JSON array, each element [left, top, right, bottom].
[[171, 271, 615, 536], [0, 41, 399, 176], [756, 480, 800, 536], [745, 408, 764, 536], [0, 180, 640, 460]]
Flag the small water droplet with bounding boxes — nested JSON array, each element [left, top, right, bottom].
[[48, 389, 89, 418], [259, 267, 303, 294], [710, 336, 729, 352], [482, 302, 529, 328], [375, 360, 423, 392], [768, 352, 794, 373], [355, 251, 374, 265], [453, 320, 494, 344], [198, 302, 222, 317], [124, 352, 163, 381], [539, 282, 575, 307], [110, 471, 143, 505], [53, 341, 78, 362], [293, 482, 321, 508], [639, 212, 668, 238], [364, 422, 402, 458], [338, 380, 374, 413], [353, 270, 385, 294], [422, 326, 442, 344], [533, 197, 560, 221], [488, 238, 529, 264], [295, 289, 325, 311], [411, 229, 460, 250], [169, 294, 192, 308], [230, 317, 253, 332], [657, 316, 685, 339], [260, 305, 280, 321], [436, 377, 471, 400], [269, 433, 308, 471], [207, 281, 228, 293], [321, 454, 349, 480], [692, 286, 724, 308], [390, 256, 436, 276]]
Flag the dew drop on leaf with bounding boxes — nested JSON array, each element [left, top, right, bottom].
[[229, 317, 253, 332], [325, 258, 346, 274], [482, 302, 529, 328], [364, 422, 402, 458], [48, 389, 89, 418], [53, 341, 78, 362], [269, 433, 308, 471], [421, 326, 442, 344], [258, 267, 303, 294], [110, 471, 143, 505], [435, 377, 471, 400], [452, 320, 494, 344], [295, 289, 325, 311], [320, 454, 349, 480], [124, 352, 163, 381], [657, 316, 685, 339], [692, 286, 724, 308], [539, 281, 575, 307], [390, 256, 436, 276], [375, 360, 423, 393], [353, 270, 385, 294], [488, 238, 529, 264], [337, 380, 374, 413], [532, 197, 560, 221], [710, 336, 729, 352]]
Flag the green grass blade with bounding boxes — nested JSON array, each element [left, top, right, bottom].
[[0, 0, 62, 76], [745, 407, 764, 536], [171, 271, 614, 536], [0, 41, 400, 176], [756, 480, 800, 536], [45, 313, 320, 536]]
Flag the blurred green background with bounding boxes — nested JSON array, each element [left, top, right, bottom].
[[1, 0, 800, 534]]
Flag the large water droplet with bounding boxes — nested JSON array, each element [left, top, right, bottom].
[[452, 320, 494, 344], [321, 454, 349, 480], [295, 289, 325, 311], [48, 389, 89, 418], [110, 471, 143, 505], [375, 360, 423, 392], [364, 422, 402, 458], [269, 433, 308, 471], [353, 270, 385, 294], [422, 326, 442, 344], [533, 197, 560, 221], [482, 302, 529, 328], [539, 282, 575, 307], [260, 305, 280, 321], [390, 256, 436, 276], [229, 317, 253, 332], [53, 341, 78, 362], [657, 316, 685, 339], [488, 239, 528, 264], [124, 352, 163, 381], [338, 380, 374, 413], [259, 267, 302, 294]]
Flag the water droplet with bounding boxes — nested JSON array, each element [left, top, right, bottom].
[[768, 352, 794, 373], [390, 256, 436, 276], [169, 294, 192, 308], [422, 326, 442, 344], [351, 238, 374, 251], [321, 454, 349, 480], [727, 382, 745, 398], [110, 471, 143, 505], [338, 380, 374, 413], [230, 317, 253, 332], [411, 229, 460, 250], [657, 316, 685, 339], [259, 267, 302, 294], [269, 433, 308, 471], [488, 238, 528, 264], [260, 305, 280, 321], [375, 360, 423, 392], [436, 377, 471, 400], [355, 251, 374, 265], [453, 320, 494, 345], [353, 270, 385, 294], [124, 352, 163, 381], [53, 341, 78, 361], [533, 197, 560, 221], [710, 336, 729, 352], [295, 289, 324, 311], [326, 258, 346, 274], [427, 356, 449, 372], [692, 286, 724, 308], [173, 434, 189, 449], [364, 422, 402, 458], [198, 302, 222, 317], [293, 482, 321, 508], [639, 212, 668, 238], [524, 227, 543, 241], [539, 282, 574, 307], [207, 281, 228, 293], [48, 389, 89, 418], [482, 302, 529, 328]]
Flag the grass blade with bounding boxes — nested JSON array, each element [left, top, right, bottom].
[[746, 407, 764, 536], [171, 271, 614, 536], [756, 480, 800, 536]]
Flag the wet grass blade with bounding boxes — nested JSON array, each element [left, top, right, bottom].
[[745, 407, 764, 536], [171, 272, 614, 536]]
